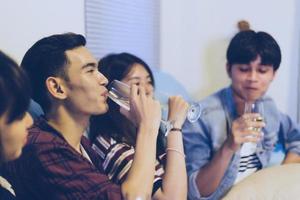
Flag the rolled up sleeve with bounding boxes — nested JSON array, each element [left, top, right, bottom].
[[183, 120, 215, 200], [280, 113, 300, 155]]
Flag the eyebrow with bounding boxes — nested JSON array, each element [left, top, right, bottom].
[[128, 75, 151, 80], [81, 62, 97, 70]]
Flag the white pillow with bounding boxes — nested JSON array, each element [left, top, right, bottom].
[[222, 164, 300, 200]]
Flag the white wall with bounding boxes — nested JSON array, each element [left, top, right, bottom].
[[1, 0, 299, 120], [0, 0, 85, 64], [160, 0, 300, 120]]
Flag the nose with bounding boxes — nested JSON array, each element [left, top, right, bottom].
[[97, 71, 108, 86], [247, 70, 258, 82]]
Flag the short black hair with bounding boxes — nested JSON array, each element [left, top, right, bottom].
[[21, 33, 86, 113], [226, 30, 281, 71], [0, 51, 31, 124]]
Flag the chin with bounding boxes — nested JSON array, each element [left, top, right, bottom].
[[94, 105, 109, 115], [5, 151, 22, 162], [248, 95, 263, 102]]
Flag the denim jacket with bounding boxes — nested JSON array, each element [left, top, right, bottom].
[[183, 86, 300, 200]]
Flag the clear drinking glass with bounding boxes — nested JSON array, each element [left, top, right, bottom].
[[107, 80, 201, 133], [242, 100, 264, 153]]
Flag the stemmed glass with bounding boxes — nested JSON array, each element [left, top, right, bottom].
[[107, 80, 201, 134], [242, 100, 264, 153]]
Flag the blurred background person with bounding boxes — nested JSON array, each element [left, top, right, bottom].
[[0, 51, 33, 199]]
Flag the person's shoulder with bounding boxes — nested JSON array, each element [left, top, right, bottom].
[[196, 88, 225, 115], [200, 88, 224, 105], [26, 119, 68, 150], [28, 127, 63, 145]]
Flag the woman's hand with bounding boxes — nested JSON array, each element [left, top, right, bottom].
[[121, 85, 161, 133], [167, 96, 189, 129]]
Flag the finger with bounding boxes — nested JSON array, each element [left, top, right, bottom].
[[244, 121, 266, 129], [138, 86, 146, 99], [131, 84, 138, 100], [170, 96, 187, 107], [242, 129, 262, 140]]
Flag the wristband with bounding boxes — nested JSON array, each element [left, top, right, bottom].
[[170, 128, 182, 132]]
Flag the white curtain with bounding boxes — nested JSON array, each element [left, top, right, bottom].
[[84, 0, 160, 69]]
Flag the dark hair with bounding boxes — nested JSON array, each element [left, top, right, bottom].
[[226, 30, 281, 71], [0, 51, 31, 124], [21, 33, 86, 113], [89, 52, 165, 155]]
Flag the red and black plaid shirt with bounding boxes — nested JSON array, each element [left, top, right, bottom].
[[1, 118, 122, 200]]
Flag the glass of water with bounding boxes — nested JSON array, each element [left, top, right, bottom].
[[242, 100, 265, 153], [107, 80, 201, 129]]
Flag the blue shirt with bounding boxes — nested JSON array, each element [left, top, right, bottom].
[[183, 86, 300, 200]]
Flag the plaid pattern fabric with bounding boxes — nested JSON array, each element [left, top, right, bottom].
[[1, 118, 122, 200]]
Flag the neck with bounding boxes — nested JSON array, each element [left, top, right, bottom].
[[46, 106, 89, 153]]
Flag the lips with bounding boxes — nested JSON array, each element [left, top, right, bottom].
[[101, 90, 108, 97], [245, 86, 259, 91]]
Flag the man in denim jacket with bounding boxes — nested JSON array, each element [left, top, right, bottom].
[[183, 30, 300, 200]]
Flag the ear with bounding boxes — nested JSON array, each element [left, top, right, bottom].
[[226, 63, 232, 78], [45, 77, 67, 100]]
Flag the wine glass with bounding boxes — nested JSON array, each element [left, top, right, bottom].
[[107, 80, 201, 134], [242, 100, 264, 153]]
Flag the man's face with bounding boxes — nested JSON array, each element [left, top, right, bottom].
[[228, 56, 276, 102], [0, 112, 33, 163], [63, 46, 109, 116]]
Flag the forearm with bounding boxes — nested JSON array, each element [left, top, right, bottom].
[[121, 125, 157, 200], [282, 152, 300, 164], [154, 131, 187, 200], [195, 142, 235, 197]]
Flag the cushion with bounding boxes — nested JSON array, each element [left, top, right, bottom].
[[222, 164, 300, 200]]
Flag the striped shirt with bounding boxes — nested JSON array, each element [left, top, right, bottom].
[[234, 142, 262, 184], [93, 135, 166, 195]]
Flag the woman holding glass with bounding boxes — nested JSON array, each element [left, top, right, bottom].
[[89, 53, 188, 200]]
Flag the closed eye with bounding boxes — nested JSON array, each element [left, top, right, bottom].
[[239, 67, 250, 72], [258, 67, 270, 73], [87, 69, 95, 73]]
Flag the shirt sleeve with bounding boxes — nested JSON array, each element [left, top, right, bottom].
[[279, 113, 300, 155], [183, 119, 212, 200], [183, 117, 236, 200], [92, 135, 165, 194]]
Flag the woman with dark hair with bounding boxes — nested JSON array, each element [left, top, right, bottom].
[[90, 52, 188, 199], [0, 51, 33, 199]]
